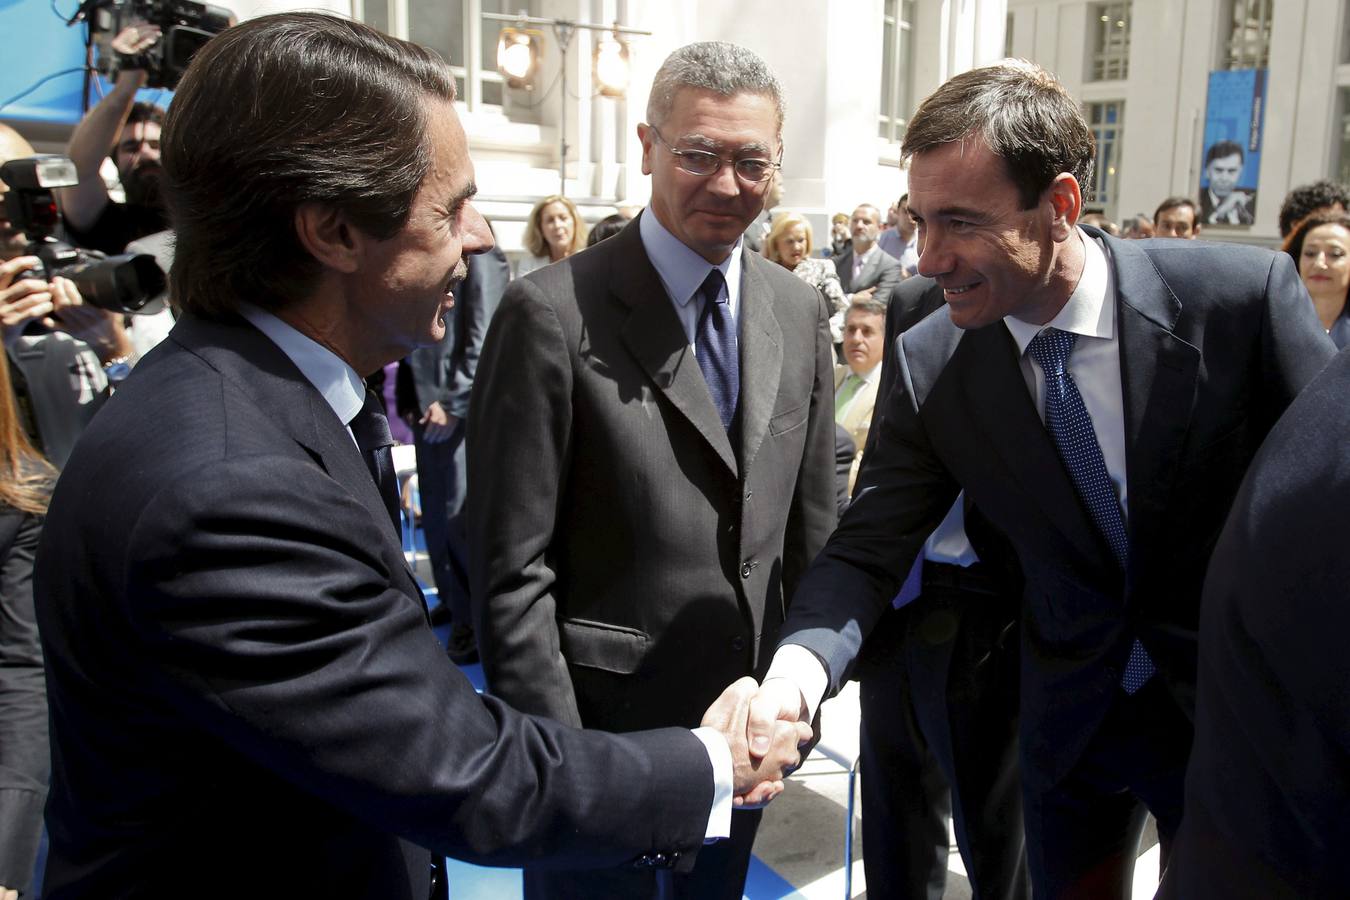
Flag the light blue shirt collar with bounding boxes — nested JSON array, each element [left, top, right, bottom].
[[238, 302, 367, 428], [638, 208, 743, 340]]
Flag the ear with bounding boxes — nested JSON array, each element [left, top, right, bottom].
[[1047, 174, 1082, 242], [294, 202, 362, 275], [637, 123, 656, 176]]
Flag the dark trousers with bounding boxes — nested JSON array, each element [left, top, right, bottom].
[[413, 421, 470, 624], [857, 571, 1028, 900], [521, 807, 761, 900], [1023, 677, 1191, 900]]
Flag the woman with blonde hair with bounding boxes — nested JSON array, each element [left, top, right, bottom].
[[517, 194, 588, 277], [0, 353, 54, 899], [763, 210, 849, 341]]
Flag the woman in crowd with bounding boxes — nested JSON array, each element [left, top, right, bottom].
[[763, 211, 849, 342], [517, 194, 588, 277], [0, 352, 54, 899], [825, 211, 851, 258], [1285, 211, 1350, 348]]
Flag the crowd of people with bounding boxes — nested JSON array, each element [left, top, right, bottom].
[[0, 10, 1347, 900]]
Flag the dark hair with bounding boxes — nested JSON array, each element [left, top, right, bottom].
[[1153, 196, 1198, 225], [901, 59, 1095, 209], [1283, 212, 1350, 285], [586, 213, 628, 248], [125, 101, 165, 131], [1204, 139, 1245, 166], [162, 12, 456, 317], [1278, 180, 1350, 237]]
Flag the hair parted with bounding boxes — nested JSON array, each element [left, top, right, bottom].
[[1278, 180, 1350, 238], [524, 194, 588, 258], [1283, 212, 1350, 307], [1153, 196, 1198, 225], [162, 11, 457, 318], [762, 210, 813, 264], [901, 59, 1095, 210], [647, 42, 785, 135]]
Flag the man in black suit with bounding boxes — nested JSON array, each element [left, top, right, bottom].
[[1160, 347, 1350, 899], [469, 40, 836, 900], [745, 59, 1336, 899], [32, 14, 806, 899], [834, 203, 903, 304], [397, 244, 510, 661]]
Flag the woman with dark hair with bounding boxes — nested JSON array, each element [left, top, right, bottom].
[[585, 213, 628, 248], [0, 353, 54, 899], [1285, 212, 1350, 348], [763, 210, 848, 340], [517, 194, 588, 277]]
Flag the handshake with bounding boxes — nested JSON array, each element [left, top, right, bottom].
[[700, 676, 814, 808]]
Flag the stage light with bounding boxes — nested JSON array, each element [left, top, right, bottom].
[[593, 31, 630, 98], [497, 27, 540, 89]]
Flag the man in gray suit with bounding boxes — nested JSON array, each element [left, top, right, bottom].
[[468, 40, 836, 900], [835, 203, 903, 303]]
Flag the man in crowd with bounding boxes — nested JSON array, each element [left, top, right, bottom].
[[1199, 139, 1255, 226], [878, 193, 920, 277], [748, 59, 1334, 899], [34, 15, 806, 898], [834, 298, 885, 494], [469, 40, 835, 900], [56, 24, 171, 253], [0, 124, 133, 466], [1277, 178, 1349, 238], [397, 243, 510, 663], [835, 202, 902, 303], [1154, 196, 1201, 239]]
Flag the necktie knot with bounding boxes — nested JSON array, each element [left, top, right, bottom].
[[698, 267, 727, 308], [1027, 327, 1076, 377]]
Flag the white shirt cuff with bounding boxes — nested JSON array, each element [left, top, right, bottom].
[[763, 643, 830, 722], [691, 726, 733, 842]]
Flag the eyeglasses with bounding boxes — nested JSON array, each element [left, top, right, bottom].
[[647, 126, 781, 184]]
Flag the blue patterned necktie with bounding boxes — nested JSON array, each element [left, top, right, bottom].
[[695, 267, 739, 431], [350, 388, 402, 539], [1028, 328, 1155, 695]]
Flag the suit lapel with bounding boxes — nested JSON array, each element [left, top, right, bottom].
[[1101, 234, 1200, 556], [957, 324, 1117, 571], [170, 313, 425, 602], [612, 223, 738, 477], [736, 253, 783, 471]]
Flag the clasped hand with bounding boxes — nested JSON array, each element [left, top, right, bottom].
[[701, 677, 812, 809]]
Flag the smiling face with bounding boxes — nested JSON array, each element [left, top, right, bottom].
[[640, 87, 779, 264], [907, 137, 1080, 329], [349, 100, 492, 363], [539, 200, 575, 259], [1298, 222, 1350, 303], [775, 222, 809, 268]]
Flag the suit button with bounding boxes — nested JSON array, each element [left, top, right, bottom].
[[731, 636, 746, 652], [740, 561, 755, 578]]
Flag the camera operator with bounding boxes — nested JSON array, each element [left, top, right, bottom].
[[57, 25, 169, 255], [1, 125, 131, 468]]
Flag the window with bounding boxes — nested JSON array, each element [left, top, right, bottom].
[[1337, 89, 1350, 185], [878, 0, 916, 143], [1222, 0, 1273, 70], [1342, 0, 1350, 64], [1085, 101, 1124, 214], [1005, 12, 1015, 59], [358, 0, 535, 111], [1088, 2, 1131, 81]]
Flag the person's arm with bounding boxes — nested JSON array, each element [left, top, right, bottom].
[[447, 245, 510, 422], [871, 256, 903, 304], [0, 506, 49, 896], [57, 26, 160, 231], [1, 257, 131, 363], [466, 277, 583, 726]]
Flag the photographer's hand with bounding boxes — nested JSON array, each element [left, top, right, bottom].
[[110, 24, 163, 60], [0, 256, 58, 347], [48, 277, 132, 365]]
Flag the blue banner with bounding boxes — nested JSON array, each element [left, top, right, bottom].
[[1199, 68, 1267, 227]]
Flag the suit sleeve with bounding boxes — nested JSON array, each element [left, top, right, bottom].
[[1255, 252, 1339, 425], [872, 256, 902, 302], [447, 246, 511, 421], [780, 327, 959, 695], [466, 277, 584, 727], [122, 453, 711, 868], [781, 289, 841, 602]]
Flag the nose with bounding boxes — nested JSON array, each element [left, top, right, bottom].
[[462, 203, 494, 255], [915, 228, 950, 278], [705, 161, 741, 198]]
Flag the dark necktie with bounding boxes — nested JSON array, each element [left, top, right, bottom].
[[1028, 328, 1155, 694], [349, 389, 402, 539], [694, 267, 739, 431]]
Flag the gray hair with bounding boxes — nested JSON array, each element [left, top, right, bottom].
[[647, 42, 785, 134]]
